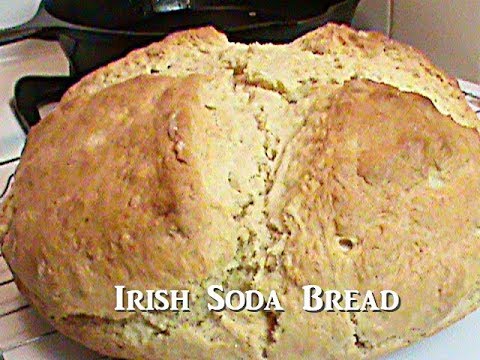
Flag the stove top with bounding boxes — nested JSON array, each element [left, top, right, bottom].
[[0, 39, 479, 360]]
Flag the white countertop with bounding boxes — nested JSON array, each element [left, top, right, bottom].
[[0, 39, 479, 360]]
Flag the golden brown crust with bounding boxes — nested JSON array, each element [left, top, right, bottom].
[[266, 79, 480, 358], [291, 23, 477, 129], [62, 24, 478, 131], [62, 26, 229, 103], [5, 75, 237, 319], [1, 24, 480, 359]]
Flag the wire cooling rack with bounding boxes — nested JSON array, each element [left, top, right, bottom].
[[0, 242, 107, 358], [0, 83, 479, 359], [0, 246, 107, 359]]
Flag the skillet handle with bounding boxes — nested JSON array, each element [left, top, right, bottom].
[[0, 26, 43, 46], [12, 76, 78, 134]]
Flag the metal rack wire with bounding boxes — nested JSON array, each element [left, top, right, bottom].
[[0, 87, 479, 359], [464, 90, 480, 114]]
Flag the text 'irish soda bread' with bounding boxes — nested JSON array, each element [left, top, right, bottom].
[[1, 24, 480, 359]]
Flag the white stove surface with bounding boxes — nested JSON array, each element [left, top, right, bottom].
[[0, 40, 479, 360]]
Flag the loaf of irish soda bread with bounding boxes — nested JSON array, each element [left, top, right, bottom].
[[1, 24, 480, 359]]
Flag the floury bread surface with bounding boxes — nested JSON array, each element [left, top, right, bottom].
[[1, 24, 480, 359]]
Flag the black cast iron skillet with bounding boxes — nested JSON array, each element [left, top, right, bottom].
[[1, 0, 360, 132]]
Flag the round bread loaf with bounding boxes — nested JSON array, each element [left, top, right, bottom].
[[1, 24, 479, 359]]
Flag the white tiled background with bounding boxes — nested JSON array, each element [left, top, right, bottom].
[[353, 0, 480, 82]]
